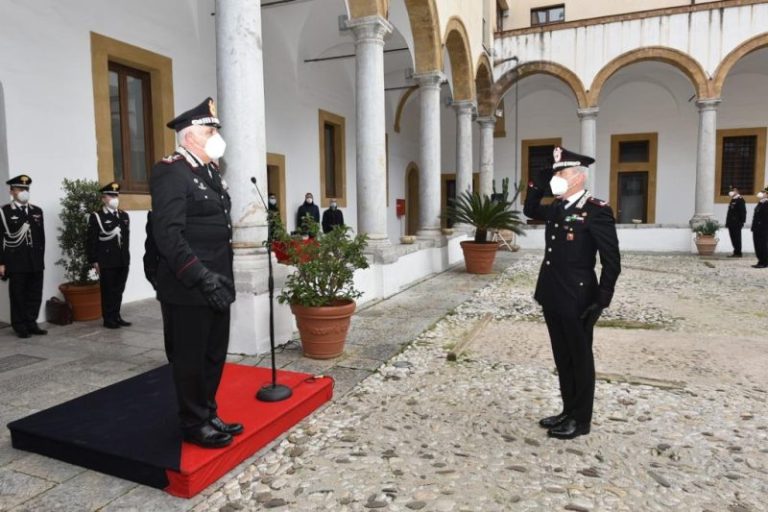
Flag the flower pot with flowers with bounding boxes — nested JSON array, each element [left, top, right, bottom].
[[692, 218, 720, 256]]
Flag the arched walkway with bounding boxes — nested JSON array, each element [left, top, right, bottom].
[[712, 32, 768, 97], [475, 54, 493, 117], [403, 0, 442, 74], [492, 60, 588, 109], [443, 17, 474, 102], [346, 0, 389, 19]]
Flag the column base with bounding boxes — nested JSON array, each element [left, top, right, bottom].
[[366, 234, 392, 248], [416, 228, 442, 240]]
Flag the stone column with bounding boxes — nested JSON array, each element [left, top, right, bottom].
[[348, 16, 392, 246], [578, 107, 599, 193], [216, 0, 292, 355], [691, 99, 721, 224], [477, 116, 496, 198], [415, 71, 444, 238], [453, 100, 474, 197]]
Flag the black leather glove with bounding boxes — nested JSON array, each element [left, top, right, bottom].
[[580, 303, 603, 330], [531, 167, 551, 192], [198, 270, 236, 312]]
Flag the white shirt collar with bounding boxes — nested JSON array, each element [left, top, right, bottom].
[[13, 201, 27, 209], [563, 190, 587, 209]]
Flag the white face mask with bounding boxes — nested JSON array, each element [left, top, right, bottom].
[[306, 198, 313, 204], [758, 192, 766, 200], [204, 133, 227, 160], [16, 190, 30, 204], [330, 202, 337, 209], [728, 191, 736, 198], [268, 198, 277, 205], [549, 176, 569, 196], [107, 197, 119, 209]]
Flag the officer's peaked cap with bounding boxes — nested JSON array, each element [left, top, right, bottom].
[[6, 175, 32, 188], [166, 97, 221, 132], [100, 182, 120, 195], [552, 146, 595, 172]]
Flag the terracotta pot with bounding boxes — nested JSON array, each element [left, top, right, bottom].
[[460, 241, 498, 274], [59, 283, 102, 321], [694, 234, 718, 256], [290, 300, 356, 359]]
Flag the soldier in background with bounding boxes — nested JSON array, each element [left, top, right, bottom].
[[321, 198, 344, 234], [725, 186, 746, 258], [87, 182, 131, 329], [0, 175, 47, 338], [751, 186, 768, 268]]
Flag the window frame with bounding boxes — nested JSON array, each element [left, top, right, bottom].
[[610, 132, 658, 224], [318, 109, 347, 208], [521, 137, 562, 210], [530, 4, 565, 26], [714, 127, 767, 204]]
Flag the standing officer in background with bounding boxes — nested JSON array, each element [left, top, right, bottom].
[[296, 192, 319, 235], [726, 186, 746, 258], [524, 147, 621, 440], [321, 198, 344, 234], [87, 182, 131, 329], [751, 186, 768, 268], [151, 97, 241, 448], [0, 175, 46, 338]]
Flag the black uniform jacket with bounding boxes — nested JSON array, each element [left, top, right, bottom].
[[150, 147, 233, 306], [321, 208, 344, 233], [524, 183, 621, 315], [86, 208, 130, 268], [0, 203, 45, 272], [296, 203, 320, 230], [752, 201, 768, 233], [726, 196, 747, 228]]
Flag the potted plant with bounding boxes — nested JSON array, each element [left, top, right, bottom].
[[445, 178, 525, 274], [692, 218, 720, 256], [56, 178, 103, 320], [275, 217, 369, 359]]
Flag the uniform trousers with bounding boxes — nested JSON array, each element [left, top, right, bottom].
[[99, 266, 129, 323], [164, 304, 230, 430], [8, 271, 44, 334], [543, 308, 596, 424], [728, 226, 742, 256], [754, 231, 768, 265]]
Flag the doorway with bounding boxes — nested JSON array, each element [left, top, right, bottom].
[[610, 133, 657, 224], [266, 153, 287, 226], [441, 172, 480, 228], [405, 163, 419, 236]]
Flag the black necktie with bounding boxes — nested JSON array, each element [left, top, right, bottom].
[[22, 206, 28, 217]]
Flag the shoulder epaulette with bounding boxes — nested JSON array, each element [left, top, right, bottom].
[[161, 153, 184, 164], [587, 197, 609, 207]]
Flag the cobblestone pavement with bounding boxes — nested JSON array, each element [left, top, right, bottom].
[[2, 252, 767, 511]]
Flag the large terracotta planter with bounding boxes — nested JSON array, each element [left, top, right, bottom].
[[460, 241, 498, 274], [290, 300, 356, 359], [59, 283, 102, 321], [694, 234, 718, 256]]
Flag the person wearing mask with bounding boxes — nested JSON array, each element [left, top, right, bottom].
[[150, 97, 241, 448], [523, 146, 621, 440], [87, 182, 131, 329], [321, 198, 344, 234], [725, 186, 747, 258], [0, 175, 46, 338], [267, 193, 280, 241], [296, 192, 320, 236], [752, 186, 768, 268]]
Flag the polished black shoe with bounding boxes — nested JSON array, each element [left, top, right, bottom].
[[116, 318, 132, 327], [16, 330, 30, 339], [28, 326, 48, 335], [538, 412, 569, 429], [183, 423, 233, 448], [103, 321, 121, 329], [727, 254, 742, 258], [210, 416, 244, 436], [547, 419, 591, 440], [751, 264, 768, 268]]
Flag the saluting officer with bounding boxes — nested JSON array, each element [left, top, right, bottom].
[[523, 147, 621, 440], [87, 182, 131, 329], [725, 186, 746, 258], [751, 186, 768, 268], [0, 175, 47, 338], [150, 97, 241, 449]]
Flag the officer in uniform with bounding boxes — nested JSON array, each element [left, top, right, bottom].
[[87, 182, 131, 329], [751, 186, 768, 268], [296, 192, 319, 236], [321, 199, 345, 234], [725, 186, 746, 258], [524, 146, 621, 439], [0, 175, 47, 338], [150, 97, 241, 448]]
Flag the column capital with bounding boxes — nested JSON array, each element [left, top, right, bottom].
[[413, 71, 445, 89], [577, 106, 599, 119], [476, 116, 496, 128], [347, 15, 392, 44], [452, 100, 475, 115], [695, 98, 722, 111]]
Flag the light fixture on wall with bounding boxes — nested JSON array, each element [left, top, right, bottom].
[[338, 14, 349, 31]]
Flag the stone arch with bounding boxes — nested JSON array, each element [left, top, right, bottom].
[[403, 0, 442, 73], [493, 61, 588, 110], [712, 32, 768, 97], [588, 47, 710, 106], [346, 0, 389, 19], [443, 17, 474, 102], [475, 54, 494, 117], [394, 85, 418, 133]]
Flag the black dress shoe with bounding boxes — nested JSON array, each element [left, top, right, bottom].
[[538, 412, 569, 429], [28, 326, 48, 335], [751, 264, 768, 268], [727, 254, 742, 258], [117, 318, 132, 327], [183, 423, 233, 448], [103, 321, 121, 329], [16, 330, 30, 339], [210, 416, 244, 436], [547, 419, 591, 440]]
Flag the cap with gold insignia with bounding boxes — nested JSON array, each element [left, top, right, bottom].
[[6, 175, 32, 188], [552, 146, 595, 172], [166, 97, 221, 132], [100, 182, 121, 196]]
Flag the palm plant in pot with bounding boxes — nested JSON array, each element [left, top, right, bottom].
[[445, 178, 525, 274], [274, 217, 369, 359], [56, 178, 103, 320], [692, 218, 720, 256]]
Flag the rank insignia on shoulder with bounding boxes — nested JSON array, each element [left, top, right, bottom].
[[198, 183, 207, 190], [162, 154, 183, 164], [587, 197, 608, 207]]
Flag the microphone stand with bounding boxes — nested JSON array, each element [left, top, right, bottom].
[[250, 177, 292, 402]]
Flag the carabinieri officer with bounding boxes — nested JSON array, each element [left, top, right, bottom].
[[150, 97, 241, 448], [87, 182, 131, 329], [0, 175, 47, 338], [524, 146, 621, 440]]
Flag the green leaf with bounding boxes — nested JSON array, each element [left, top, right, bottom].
[[55, 178, 103, 285]]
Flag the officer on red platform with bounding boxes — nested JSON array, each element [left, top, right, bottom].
[[150, 97, 241, 448], [87, 182, 131, 329], [0, 175, 47, 338], [524, 146, 621, 440]]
